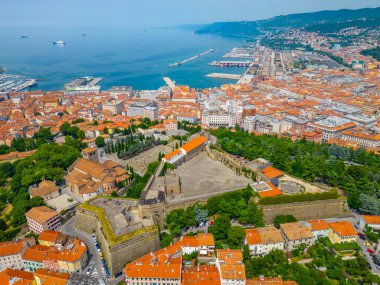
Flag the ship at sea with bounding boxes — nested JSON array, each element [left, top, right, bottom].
[[21, 36, 29, 39], [53, 41, 65, 45], [0, 66, 5, 74]]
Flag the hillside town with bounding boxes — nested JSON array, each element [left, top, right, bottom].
[[0, 6, 380, 285]]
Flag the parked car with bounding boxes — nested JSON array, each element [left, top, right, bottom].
[[358, 233, 366, 240], [367, 248, 375, 254], [86, 267, 93, 275]]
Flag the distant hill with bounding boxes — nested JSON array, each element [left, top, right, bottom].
[[195, 7, 380, 37]]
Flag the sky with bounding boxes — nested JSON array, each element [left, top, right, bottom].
[[0, 0, 379, 28]]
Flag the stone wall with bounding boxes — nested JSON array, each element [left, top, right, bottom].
[[259, 198, 351, 224], [75, 208, 160, 276]]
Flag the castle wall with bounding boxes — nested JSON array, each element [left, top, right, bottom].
[[75, 208, 160, 276], [259, 198, 351, 224]]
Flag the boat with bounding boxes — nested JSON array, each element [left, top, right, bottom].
[[21, 36, 28, 39], [0, 66, 5, 73], [82, 34, 86, 37], [53, 41, 65, 45]]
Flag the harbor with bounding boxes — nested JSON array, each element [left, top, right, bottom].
[[168, 49, 214, 67], [206, 73, 242, 80], [0, 74, 37, 93]]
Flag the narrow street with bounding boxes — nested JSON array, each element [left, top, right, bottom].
[[61, 217, 106, 280]]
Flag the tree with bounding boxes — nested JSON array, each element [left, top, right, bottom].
[[111, 191, 118, 197], [274, 215, 297, 229], [0, 162, 15, 177], [95, 136, 105, 148], [194, 205, 208, 225], [227, 226, 245, 248], [209, 214, 231, 242], [0, 219, 7, 231], [238, 203, 264, 227], [160, 232, 174, 248]]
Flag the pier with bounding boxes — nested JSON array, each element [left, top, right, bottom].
[[163, 77, 176, 90], [168, 49, 214, 67], [209, 60, 251, 67], [206, 73, 242, 80]]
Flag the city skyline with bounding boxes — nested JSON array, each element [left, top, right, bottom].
[[0, 0, 379, 28]]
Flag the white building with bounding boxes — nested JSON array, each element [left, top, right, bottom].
[[102, 100, 124, 115], [245, 227, 285, 256], [308, 116, 357, 142], [202, 112, 236, 128], [0, 239, 34, 271], [216, 249, 246, 285], [25, 206, 61, 234], [305, 220, 330, 241]]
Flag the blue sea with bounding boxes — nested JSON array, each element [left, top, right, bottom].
[[0, 27, 246, 90]]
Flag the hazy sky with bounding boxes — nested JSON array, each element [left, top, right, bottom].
[[1, 0, 379, 28]]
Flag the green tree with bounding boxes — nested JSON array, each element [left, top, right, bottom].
[[160, 232, 174, 248], [95, 136, 106, 147], [194, 205, 208, 226], [274, 215, 297, 229], [227, 226, 245, 248], [209, 214, 231, 242]]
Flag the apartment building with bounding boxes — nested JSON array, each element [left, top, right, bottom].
[[125, 241, 182, 285], [126, 101, 157, 120], [33, 268, 70, 285], [102, 100, 124, 115], [163, 119, 178, 132], [216, 249, 246, 285], [0, 268, 35, 284], [341, 131, 380, 149], [26, 206, 61, 234], [359, 215, 380, 231], [308, 116, 357, 142], [22, 245, 48, 272], [202, 112, 237, 128], [0, 239, 35, 271], [182, 265, 220, 285], [306, 220, 330, 241], [245, 227, 285, 256], [181, 233, 215, 256], [328, 221, 358, 244], [279, 222, 314, 251], [22, 231, 88, 274]]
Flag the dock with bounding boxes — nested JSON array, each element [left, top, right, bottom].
[[209, 60, 251, 67], [163, 77, 176, 90], [168, 49, 214, 67], [206, 73, 242, 80]]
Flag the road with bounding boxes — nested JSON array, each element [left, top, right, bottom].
[[324, 214, 380, 275], [61, 216, 105, 280]]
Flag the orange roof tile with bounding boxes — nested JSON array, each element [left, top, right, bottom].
[[182, 265, 220, 285], [26, 206, 59, 225], [38, 230, 61, 244], [307, 220, 330, 231], [261, 166, 284, 179], [328, 221, 357, 237], [181, 136, 207, 153], [164, 149, 181, 161], [362, 215, 380, 225]]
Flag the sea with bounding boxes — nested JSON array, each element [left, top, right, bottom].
[[0, 27, 246, 91]]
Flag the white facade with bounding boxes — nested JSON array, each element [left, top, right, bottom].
[[202, 113, 236, 128]]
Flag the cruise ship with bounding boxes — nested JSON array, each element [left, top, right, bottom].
[[53, 40, 65, 45]]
